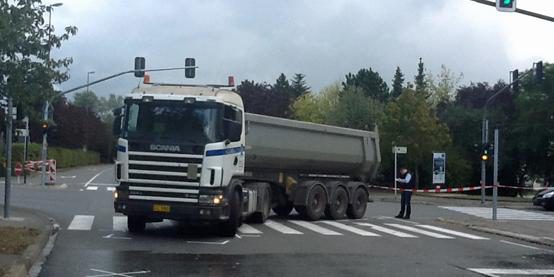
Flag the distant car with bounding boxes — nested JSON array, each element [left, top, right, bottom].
[[532, 188, 554, 211]]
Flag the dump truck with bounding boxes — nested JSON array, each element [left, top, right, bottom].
[[112, 83, 381, 236]]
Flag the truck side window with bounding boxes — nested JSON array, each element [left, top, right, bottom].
[[223, 105, 242, 142]]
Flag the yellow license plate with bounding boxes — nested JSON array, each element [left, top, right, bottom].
[[153, 204, 170, 213]]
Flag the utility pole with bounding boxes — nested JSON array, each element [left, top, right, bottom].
[[4, 97, 13, 218], [480, 119, 488, 204], [23, 116, 29, 184], [492, 129, 499, 220]]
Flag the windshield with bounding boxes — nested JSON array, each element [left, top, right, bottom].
[[123, 100, 223, 144]]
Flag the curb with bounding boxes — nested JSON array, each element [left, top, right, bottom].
[[5, 217, 59, 277], [437, 217, 554, 248]]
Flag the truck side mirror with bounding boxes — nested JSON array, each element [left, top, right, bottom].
[[112, 106, 123, 136], [224, 119, 241, 142]]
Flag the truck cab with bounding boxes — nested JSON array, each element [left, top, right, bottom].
[[113, 84, 249, 235]]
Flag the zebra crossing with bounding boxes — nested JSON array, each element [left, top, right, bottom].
[[64, 214, 490, 241], [84, 184, 116, 192], [439, 206, 554, 221]]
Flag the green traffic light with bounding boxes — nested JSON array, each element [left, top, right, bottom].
[[503, 0, 512, 5]]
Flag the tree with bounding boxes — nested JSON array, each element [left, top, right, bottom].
[[292, 83, 340, 124], [98, 94, 124, 123], [427, 65, 463, 107], [343, 68, 390, 102], [391, 66, 404, 98], [0, 0, 78, 130], [291, 73, 310, 99], [237, 80, 289, 118], [73, 90, 100, 113], [329, 87, 382, 131], [381, 89, 451, 186], [414, 57, 429, 98]]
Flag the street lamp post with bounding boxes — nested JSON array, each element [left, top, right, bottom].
[[40, 2, 63, 186], [86, 71, 95, 92]]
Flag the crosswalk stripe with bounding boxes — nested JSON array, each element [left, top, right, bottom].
[[86, 186, 98, 191], [355, 223, 417, 238], [417, 225, 489, 240], [106, 187, 116, 192], [289, 220, 342, 235], [264, 220, 303, 234], [67, 215, 95, 230], [385, 224, 454, 239], [321, 221, 380, 236], [238, 224, 263, 234], [113, 216, 127, 232], [439, 206, 554, 221]]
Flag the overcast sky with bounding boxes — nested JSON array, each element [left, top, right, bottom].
[[49, 0, 554, 98]]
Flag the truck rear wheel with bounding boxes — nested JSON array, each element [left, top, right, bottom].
[[325, 186, 348, 220], [304, 185, 327, 221], [347, 188, 368, 219], [220, 191, 241, 237], [127, 216, 146, 233], [273, 202, 293, 217]]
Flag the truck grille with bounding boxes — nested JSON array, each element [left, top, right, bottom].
[[127, 151, 203, 203]]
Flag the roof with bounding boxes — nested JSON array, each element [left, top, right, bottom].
[[129, 84, 244, 108]]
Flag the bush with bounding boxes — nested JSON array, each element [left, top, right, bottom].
[[1, 143, 100, 176]]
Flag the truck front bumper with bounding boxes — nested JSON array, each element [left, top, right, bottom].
[[114, 199, 230, 222]]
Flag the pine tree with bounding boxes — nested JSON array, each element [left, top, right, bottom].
[[291, 73, 310, 99], [342, 68, 390, 102], [391, 66, 404, 98], [414, 57, 429, 98]]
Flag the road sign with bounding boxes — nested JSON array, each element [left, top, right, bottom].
[[15, 163, 23, 177], [432, 153, 446, 184], [393, 146, 407, 154]]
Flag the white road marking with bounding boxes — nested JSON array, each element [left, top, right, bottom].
[[264, 220, 303, 234], [106, 187, 116, 192], [440, 206, 554, 221], [87, 268, 150, 277], [86, 186, 98, 191], [499, 240, 549, 251], [84, 169, 109, 187], [67, 215, 95, 231], [417, 224, 489, 240], [289, 220, 342, 235], [385, 224, 454, 239], [238, 223, 263, 234], [102, 233, 132, 240], [321, 221, 380, 236], [186, 240, 229, 245], [113, 216, 128, 232], [356, 223, 417, 238], [467, 268, 554, 276], [60, 175, 76, 179]]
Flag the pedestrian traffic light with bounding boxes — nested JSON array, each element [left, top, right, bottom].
[[41, 121, 49, 134], [535, 61, 544, 84], [512, 69, 519, 93], [496, 0, 516, 12]]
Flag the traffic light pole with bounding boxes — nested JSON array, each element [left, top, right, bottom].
[[4, 97, 13, 218], [39, 66, 194, 185], [470, 0, 554, 22]]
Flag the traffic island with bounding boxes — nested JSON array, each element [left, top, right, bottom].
[[0, 207, 58, 277]]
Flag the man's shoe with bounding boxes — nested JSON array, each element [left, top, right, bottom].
[[395, 215, 404, 219], [403, 216, 410, 220]]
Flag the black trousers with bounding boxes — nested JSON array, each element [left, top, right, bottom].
[[398, 191, 412, 217]]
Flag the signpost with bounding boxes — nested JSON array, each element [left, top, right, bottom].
[[393, 146, 407, 199], [432, 152, 446, 185]]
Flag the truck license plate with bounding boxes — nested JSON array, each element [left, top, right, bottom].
[[153, 204, 170, 213]]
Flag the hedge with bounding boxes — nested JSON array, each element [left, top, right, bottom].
[[2, 143, 100, 172]]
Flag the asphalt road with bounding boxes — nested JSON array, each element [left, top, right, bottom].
[[6, 164, 554, 277]]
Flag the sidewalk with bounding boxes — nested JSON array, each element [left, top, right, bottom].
[[0, 206, 58, 277]]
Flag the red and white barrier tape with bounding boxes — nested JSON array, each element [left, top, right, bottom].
[[23, 160, 57, 184], [369, 184, 551, 193]]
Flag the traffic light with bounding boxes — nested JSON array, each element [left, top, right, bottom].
[[481, 144, 492, 161], [185, 58, 196, 78], [134, 57, 146, 78], [496, 0, 516, 12], [41, 121, 49, 134], [512, 69, 519, 93], [535, 61, 544, 84]]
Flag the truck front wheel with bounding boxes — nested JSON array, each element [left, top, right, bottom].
[[347, 188, 368, 219], [127, 216, 146, 233], [304, 185, 327, 221], [220, 191, 241, 237]]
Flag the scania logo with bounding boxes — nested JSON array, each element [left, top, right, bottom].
[[150, 144, 181, 152]]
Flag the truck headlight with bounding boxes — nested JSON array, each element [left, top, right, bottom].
[[198, 191, 224, 205], [543, 191, 554, 199]]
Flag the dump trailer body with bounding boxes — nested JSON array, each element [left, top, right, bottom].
[[244, 113, 381, 182]]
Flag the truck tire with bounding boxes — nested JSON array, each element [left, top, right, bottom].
[[127, 216, 146, 233], [325, 186, 348, 220], [250, 184, 271, 223], [347, 188, 368, 219], [220, 191, 241, 237], [305, 185, 327, 221], [273, 202, 293, 217]]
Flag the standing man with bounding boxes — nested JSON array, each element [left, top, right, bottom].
[[395, 167, 415, 219]]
